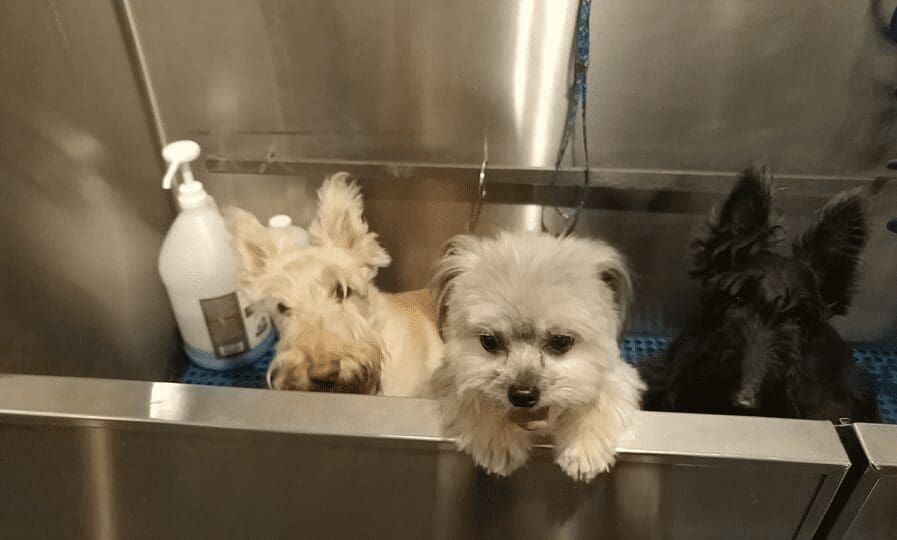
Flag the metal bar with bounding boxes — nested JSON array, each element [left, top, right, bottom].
[[116, 0, 168, 148], [0, 375, 850, 469], [203, 157, 889, 197]]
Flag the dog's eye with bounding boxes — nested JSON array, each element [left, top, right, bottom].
[[547, 334, 575, 354], [479, 334, 500, 352], [277, 302, 292, 315], [334, 284, 352, 302]]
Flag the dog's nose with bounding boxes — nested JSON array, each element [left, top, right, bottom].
[[307, 359, 341, 383], [732, 391, 757, 409], [508, 385, 540, 408]]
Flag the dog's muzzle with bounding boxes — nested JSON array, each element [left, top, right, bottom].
[[732, 389, 758, 409], [307, 359, 341, 384]]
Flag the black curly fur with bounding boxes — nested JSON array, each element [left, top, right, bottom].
[[640, 166, 880, 423]]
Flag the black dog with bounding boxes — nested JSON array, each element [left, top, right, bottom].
[[640, 166, 880, 422]]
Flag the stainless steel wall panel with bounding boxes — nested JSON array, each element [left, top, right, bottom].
[[200, 168, 897, 342], [0, 0, 178, 379], [126, 0, 578, 168], [127, 1, 897, 176], [588, 0, 897, 176], [123, 0, 897, 341]]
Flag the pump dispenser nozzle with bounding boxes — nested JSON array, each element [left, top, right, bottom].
[[161, 140, 207, 209]]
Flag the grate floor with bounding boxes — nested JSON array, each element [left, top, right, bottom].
[[180, 335, 897, 424], [180, 347, 273, 389]]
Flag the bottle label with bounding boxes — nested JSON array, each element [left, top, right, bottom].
[[199, 292, 270, 357]]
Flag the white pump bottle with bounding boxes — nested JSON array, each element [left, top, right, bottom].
[[158, 140, 274, 371]]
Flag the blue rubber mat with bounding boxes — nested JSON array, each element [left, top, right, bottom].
[[620, 335, 670, 363], [179, 334, 897, 424], [852, 345, 897, 424], [180, 346, 274, 388]]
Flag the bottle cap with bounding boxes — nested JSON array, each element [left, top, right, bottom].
[[268, 214, 292, 228]]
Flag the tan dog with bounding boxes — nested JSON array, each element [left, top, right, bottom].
[[226, 173, 443, 397]]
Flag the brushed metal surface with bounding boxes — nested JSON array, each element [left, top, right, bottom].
[[125, 0, 577, 168], [0, 375, 851, 464], [845, 423, 897, 540], [841, 477, 897, 540], [0, 375, 849, 539], [588, 0, 897, 176], [824, 423, 897, 539], [201, 169, 897, 342], [855, 422, 897, 471], [0, 0, 179, 379], [126, 0, 897, 176], [122, 0, 897, 342], [4, 0, 892, 381]]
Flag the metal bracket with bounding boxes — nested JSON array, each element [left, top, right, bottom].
[[467, 139, 488, 232]]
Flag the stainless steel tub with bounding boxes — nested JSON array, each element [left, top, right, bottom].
[[2, 1, 895, 538], [0, 375, 849, 539]]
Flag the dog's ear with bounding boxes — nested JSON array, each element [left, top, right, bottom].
[[308, 172, 391, 271], [224, 207, 278, 298], [596, 251, 633, 339], [432, 235, 481, 339], [792, 188, 868, 315], [693, 165, 778, 277]]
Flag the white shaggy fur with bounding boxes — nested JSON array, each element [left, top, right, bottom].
[[226, 173, 443, 397], [430, 232, 644, 481]]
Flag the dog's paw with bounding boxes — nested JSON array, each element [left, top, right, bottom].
[[460, 438, 529, 477], [554, 438, 616, 482]]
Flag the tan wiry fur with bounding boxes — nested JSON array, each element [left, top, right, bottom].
[[225, 173, 442, 397], [430, 231, 644, 482]]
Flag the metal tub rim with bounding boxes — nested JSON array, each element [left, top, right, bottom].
[[0, 374, 850, 472]]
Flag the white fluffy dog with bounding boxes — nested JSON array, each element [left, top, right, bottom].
[[430, 232, 644, 481], [226, 173, 443, 397]]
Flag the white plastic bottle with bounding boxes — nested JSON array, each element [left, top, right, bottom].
[[158, 140, 274, 371], [267, 214, 310, 251]]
